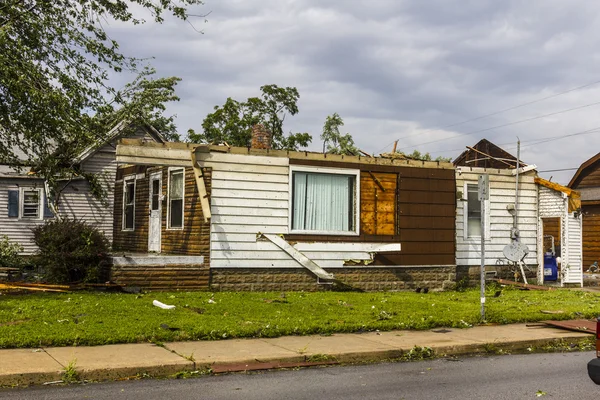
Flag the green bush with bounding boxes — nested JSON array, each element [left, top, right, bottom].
[[0, 235, 23, 268], [32, 218, 110, 284]]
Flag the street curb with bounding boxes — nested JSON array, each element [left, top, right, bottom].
[[0, 334, 593, 387]]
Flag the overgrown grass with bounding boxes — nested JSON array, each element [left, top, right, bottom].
[[0, 287, 599, 348]]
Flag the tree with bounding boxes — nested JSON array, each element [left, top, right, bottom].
[[96, 67, 183, 142], [0, 0, 203, 171], [404, 150, 452, 162], [189, 85, 312, 150], [321, 113, 358, 155]]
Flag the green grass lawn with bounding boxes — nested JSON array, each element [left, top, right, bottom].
[[1, 287, 600, 348]]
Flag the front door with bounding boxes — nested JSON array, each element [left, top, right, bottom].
[[148, 172, 162, 252]]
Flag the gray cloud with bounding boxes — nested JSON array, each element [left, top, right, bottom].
[[104, 0, 600, 184]]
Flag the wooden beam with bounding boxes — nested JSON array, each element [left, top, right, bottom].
[[190, 151, 211, 222], [466, 146, 515, 168], [367, 171, 386, 192], [261, 234, 334, 281]]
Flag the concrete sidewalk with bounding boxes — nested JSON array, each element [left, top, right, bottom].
[[0, 324, 592, 387]]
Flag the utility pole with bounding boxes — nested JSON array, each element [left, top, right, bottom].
[[478, 174, 489, 321]]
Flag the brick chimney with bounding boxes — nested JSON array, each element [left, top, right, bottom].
[[251, 124, 271, 149]]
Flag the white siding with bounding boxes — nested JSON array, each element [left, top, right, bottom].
[[537, 185, 583, 286], [564, 212, 584, 285], [539, 186, 564, 217], [202, 152, 400, 269], [0, 178, 48, 254], [0, 129, 158, 255], [455, 169, 538, 266]]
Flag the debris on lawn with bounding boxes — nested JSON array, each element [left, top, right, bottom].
[[153, 300, 176, 310], [541, 319, 596, 334], [492, 279, 555, 291], [0, 281, 125, 293], [160, 323, 180, 331], [540, 310, 564, 314]]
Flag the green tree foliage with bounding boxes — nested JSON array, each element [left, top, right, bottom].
[[189, 85, 312, 150], [96, 67, 183, 142], [405, 150, 452, 162], [321, 113, 358, 155], [0, 0, 202, 171]]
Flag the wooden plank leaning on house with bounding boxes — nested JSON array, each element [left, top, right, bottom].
[[261, 233, 335, 281]]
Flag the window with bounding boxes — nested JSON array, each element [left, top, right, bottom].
[[7, 188, 52, 219], [168, 168, 184, 229], [466, 184, 481, 237], [464, 183, 490, 239], [123, 178, 135, 230], [21, 188, 41, 219], [290, 167, 359, 234]]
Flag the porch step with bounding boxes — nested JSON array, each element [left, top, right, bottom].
[[109, 255, 209, 291]]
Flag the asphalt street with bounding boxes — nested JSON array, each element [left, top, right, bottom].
[[2, 351, 598, 400]]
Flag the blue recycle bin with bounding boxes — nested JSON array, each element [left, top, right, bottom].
[[544, 253, 558, 282]]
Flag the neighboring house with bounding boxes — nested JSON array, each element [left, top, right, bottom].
[[0, 121, 164, 254], [536, 177, 582, 286], [453, 139, 539, 282], [568, 152, 600, 269], [112, 135, 457, 291]]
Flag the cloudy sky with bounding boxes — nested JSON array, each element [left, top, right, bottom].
[[109, 0, 600, 185]]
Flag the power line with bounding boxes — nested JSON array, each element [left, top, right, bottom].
[[430, 126, 600, 156], [396, 100, 600, 151], [376, 78, 600, 154], [538, 167, 579, 173]]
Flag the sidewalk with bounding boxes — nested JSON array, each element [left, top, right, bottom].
[[0, 323, 592, 387]]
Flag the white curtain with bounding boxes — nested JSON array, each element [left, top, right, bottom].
[[292, 172, 353, 231], [170, 171, 184, 199]]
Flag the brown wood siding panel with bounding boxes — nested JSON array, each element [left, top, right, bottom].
[[360, 172, 396, 236], [577, 165, 600, 188], [161, 167, 212, 262], [396, 169, 456, 266], [399, 190, 456, 205], [583, 205, 600, 267], [112, 173, 149, 253], [542, 217, 561, 253]]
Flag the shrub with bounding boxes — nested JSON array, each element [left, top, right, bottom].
[[32, 218, 110, 284], [0, 235, 23, 268]]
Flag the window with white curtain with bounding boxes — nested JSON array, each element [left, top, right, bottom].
[[290, 167, 359, 234], [168, 168, 184, 229]]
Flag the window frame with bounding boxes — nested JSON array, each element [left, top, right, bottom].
[[167, 167, 185, 230], [288, 165, 360, 236], [463, 182, 490, 240], [19, 187, 42, 220], [122, 176, 136, 231]]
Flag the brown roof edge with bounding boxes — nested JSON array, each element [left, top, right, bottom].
[[568, 152, 600, 189], [117, 139, 456, 170], [535, 177, 580, 198]]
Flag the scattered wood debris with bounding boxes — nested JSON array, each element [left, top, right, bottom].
[[0, 281, 124, 293], [492, 279, 555, 291]]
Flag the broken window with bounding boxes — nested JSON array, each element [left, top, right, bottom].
[[123, 178, 135, 230], [168, 168, 184, 229], [291, 168, 358, 234]]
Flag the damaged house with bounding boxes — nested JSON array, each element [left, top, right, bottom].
[[453, 139, 539, 283], [568, 152, 600, 271], [111, 133, 457, 291]]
